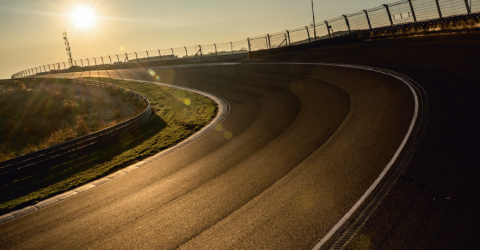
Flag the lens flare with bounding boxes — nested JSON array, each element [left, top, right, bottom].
[[183, 98, 191, 105], [148, 69, 155, 76], [215, 124, 223, 131], [224, 131, 233, 140], [155, 75, 160, 81]]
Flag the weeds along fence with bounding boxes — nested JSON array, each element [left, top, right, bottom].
[[12, 0, 480, 79], [0, 78, 152, 177]]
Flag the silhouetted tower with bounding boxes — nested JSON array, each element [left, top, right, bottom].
[[63, 31, 73, 67]]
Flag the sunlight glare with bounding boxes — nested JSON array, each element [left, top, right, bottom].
[[71, 7, 96, 28]]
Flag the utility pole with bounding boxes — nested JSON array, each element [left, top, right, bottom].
[[312, 0, 317, 41]]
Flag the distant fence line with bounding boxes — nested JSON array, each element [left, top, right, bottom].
[[0, 78, 152, 177], [12, 0, 480, 79]]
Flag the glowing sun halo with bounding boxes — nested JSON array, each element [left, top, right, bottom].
[[71, 7, 96, 28]]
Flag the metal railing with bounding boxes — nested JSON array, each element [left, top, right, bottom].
[[0, 78, 152, 176], [11, 0, 480, 79]]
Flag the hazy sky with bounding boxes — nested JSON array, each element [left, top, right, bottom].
[[0, 0, 390, 79]]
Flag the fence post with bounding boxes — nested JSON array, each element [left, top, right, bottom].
[[116, 54, 120, 63], [198, 45, 203, 60], [214, 43, 218, 58], [464, 0, 471, 14], [48, 64, 51, 71], [286, 30, 291, 45], [146, 51, 150, 62], [171, 48, 175, 60], [364, 10, 372, 29], [158, 49, 162, 61], [125, 53, 128, 63], [43, 65, 47, 72], [265, 37, 269, 49], [312, 0, 317, 41], [93, 58, 97, 66], [305, 26, 311, 43], [435, 0, 442, 18], [135, 52, 138, 60], [284, 34, 288, 46], [101, 57, 104, 65], [384, 4, 394, 25], [343, 15, 351, 33], [108, 56, 112, 64], [184, 47, 188, 58], [408, 0, 417, 22], [325, 21, 332, 38], [267, 35, 272, 49], [230, 42, 234, 55], [58, 63, 61, 69], [63, 62, 66, 69], [247, 38, 251, 52]]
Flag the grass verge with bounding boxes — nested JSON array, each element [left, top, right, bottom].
[[0, 77, 217, 214]]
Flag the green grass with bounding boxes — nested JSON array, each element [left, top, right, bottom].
[[0, 77, 217, 214]]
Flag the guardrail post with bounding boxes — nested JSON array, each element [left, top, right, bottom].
[[464, 0, 471, 14], [286, 30, 291, 45], [325, 21, 332, 38], [214, 43, 218, 58], [305, 26, 311, 43], [343, 15, 351, 33], [408, 0, 417, 22], [247, 39, 251, 52], [230, 42, 234, 55], [146, 51, 150, 62], [384, 4, 394, 26], [364, 10, 372, 29], [435, 0, 442, 18]]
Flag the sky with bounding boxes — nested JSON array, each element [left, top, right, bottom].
[[0, 0, 390, 79]]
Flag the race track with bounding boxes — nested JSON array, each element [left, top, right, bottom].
[[1, 31, 479, 249], [0, 63, 416, 249]]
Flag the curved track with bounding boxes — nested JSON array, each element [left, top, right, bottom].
[[1, 32, 478, 249]]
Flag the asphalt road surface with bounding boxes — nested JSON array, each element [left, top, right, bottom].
[[1, 32, 478, 249]]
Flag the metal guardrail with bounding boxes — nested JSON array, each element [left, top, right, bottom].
[[11, 0, 480, 79], [0, 78, 152, 176]]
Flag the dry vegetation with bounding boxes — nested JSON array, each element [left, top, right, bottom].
[[0, 78, 146, 161]]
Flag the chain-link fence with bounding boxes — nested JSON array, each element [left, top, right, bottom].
[[12, 0, 480, 79]]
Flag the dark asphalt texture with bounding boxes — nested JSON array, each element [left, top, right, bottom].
[[259, 32, 480, 249], [0, 63, 415, 249]]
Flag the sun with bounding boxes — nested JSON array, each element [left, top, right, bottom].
[[71, 6, 96, 28]]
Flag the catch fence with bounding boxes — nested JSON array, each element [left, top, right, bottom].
[[12, 0, 480, 79]]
